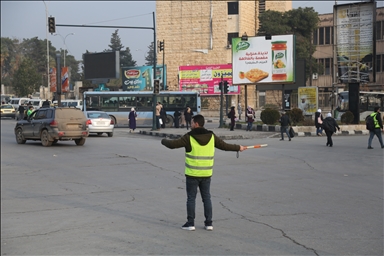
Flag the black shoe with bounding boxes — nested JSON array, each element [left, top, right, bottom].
[[329, 145, 333, 147], [382, 146, 384, 149], [289, 138, 291, 141], [368, 146, 374, 149], [181, 222, 195, 231]]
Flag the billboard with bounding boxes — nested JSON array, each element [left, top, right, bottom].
[[298, 87, 318, 116], [83, 51, 120, 80], [122, 65, 167, 91], [178, 64, 239, 95], [335, 2, 375, 83], [232, 35, 295, 85]]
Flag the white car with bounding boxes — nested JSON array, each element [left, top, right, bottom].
[[84, 111, 114, 137]]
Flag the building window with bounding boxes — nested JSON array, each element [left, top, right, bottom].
[[325, 27, 331, 44], [376, 21, 383, 40], [319, 27, 324, 45], [227, 33, 239, 46], [325, 58, 331, 75], [318, 59, 325, 75], [313, 29, 318, 45], [227, 2, 239, 15]]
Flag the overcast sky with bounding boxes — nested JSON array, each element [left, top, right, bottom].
[[1, 1, 382, 66]]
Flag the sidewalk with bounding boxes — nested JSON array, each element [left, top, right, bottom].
[[132, 119, 368, 140]]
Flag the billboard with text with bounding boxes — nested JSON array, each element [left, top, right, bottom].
[[232, 35, 295, 85]]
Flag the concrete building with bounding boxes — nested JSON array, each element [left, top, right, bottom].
[[156, 0, 292, 112]]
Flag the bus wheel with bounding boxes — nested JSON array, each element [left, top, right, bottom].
[[166, 115, 174, 128]]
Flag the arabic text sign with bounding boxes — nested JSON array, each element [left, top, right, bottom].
[[232, 35, 294, 84], [122, 65, 167, 91], [179, 64, 239, 95]]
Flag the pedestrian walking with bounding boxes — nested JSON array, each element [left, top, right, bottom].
[[367, 107, 384, 149], [27, 106, 34, 117], [315, 109, 324, 136], [128, 107, 137, 133], [322, 113, 340, 147], [245, 106, 255, 131], [237, 103, 242, 120], [174, 110, 181, 128], [279, 112, 291, 141], [42, 99, 50, 108], [156, 102, 162, 130], [160, 106, 167, 129], [161, 114, 247, 231], [184, 106, 193, 130], [229, 106, 236, 131], [18, 104, 25, 120]]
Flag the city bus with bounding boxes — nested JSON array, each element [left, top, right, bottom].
[[337, 91, 384, 120], [83, 91, 201, 127]]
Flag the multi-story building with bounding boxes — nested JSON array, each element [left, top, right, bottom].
[[156, 0, 292, 112]]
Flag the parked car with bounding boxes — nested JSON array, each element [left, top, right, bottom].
[[1, 104, 16, 118], [14, 107, 89, 147], [84, 111, 114, 137]]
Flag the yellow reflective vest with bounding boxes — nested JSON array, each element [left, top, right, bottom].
[[185, 135, 215, 177]]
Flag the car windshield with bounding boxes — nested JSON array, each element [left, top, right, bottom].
[[1, 105, 13, 109], [87, 112, 110, 119]]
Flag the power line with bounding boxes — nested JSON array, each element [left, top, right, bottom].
[[85, 13, 153, 25]]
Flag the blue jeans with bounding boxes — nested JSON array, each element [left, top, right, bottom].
[[247, 122, 253, 131], [185, 176, 212, 226], [316, 127, 323, 135], [368, 129, 384, 147], [281, 126, 290, 140]]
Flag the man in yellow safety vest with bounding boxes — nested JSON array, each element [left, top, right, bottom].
[[161, 114, 247, 231]]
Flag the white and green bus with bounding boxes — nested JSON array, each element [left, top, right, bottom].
[[83, 91, 201, 127]]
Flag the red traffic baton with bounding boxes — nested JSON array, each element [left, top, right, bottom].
[[237, 144, 268, 158]]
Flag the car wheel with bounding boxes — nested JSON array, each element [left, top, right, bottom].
[[41, 130, 53, 147], [97, 132, 103, 136], [75, 138, 86, 146], [107, 132, 113, 137], [166, 115, 174, 128], [15, 128, 26, 144]]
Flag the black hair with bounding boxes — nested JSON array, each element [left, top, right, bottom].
[[192, 114, 205, 127], [374, 106, 380, 112]]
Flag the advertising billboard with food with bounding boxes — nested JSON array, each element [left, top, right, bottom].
[[232, 35, 295, 85], [122, 65, 167, 91], [178, 64, 239, 95]]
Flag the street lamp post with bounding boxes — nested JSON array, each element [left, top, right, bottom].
[[54, 33, 75, 67], [43, 1, 49, 96]]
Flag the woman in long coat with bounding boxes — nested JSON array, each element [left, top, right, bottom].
[[229, 106, 236, 131], [128, 107, 137, 132]]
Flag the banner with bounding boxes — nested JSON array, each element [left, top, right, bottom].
[[232, 35, 295, 85], [61, 67, 69, 93], [50, 68, 56, 92], [178, 64, 239, 95], [122, 65, 167, 91], [298, 87, 318, 115]]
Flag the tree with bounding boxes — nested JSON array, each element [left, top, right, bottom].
[[1, 37, 22, 88], [13, 58, 41, 97], [258, 8, 320, 82], [107, 29, 136, 67], [145, 41, 155, 66]]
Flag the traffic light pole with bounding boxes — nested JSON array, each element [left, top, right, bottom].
[[219, 75, 224, 128]]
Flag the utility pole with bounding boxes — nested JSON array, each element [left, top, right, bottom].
[[219, 74, 224, 128]]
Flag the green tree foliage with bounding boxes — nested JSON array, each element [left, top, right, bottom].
[[341, 111, 354, 124], [1, 37, 22, 87], [286, 108, 304, 125], [13, 58, 41, 97], [258, 8, 320, 82], [107, 29, 136, 67], [145, 41, 155, 66]]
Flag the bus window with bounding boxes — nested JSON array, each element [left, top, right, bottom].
[[101, 96, 118, 111]]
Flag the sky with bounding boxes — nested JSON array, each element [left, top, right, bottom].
[[1, 1, 383, 66]]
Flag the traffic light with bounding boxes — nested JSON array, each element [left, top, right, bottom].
[[159, 41, 164, 52], [154, 79, 160, 94], [223, 80, 229, 94], [48, 17, 56, 34]]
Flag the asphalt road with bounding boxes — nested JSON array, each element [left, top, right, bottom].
[[1, 117, 383, 255]]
